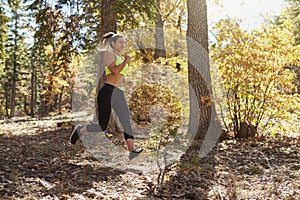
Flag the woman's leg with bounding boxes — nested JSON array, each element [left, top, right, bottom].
[[111, 88, 135, 151], [71, 84, 115, 144], [125, 138, 134, 152], [79, 84, 114, 134], [97, 84, 114, 131]]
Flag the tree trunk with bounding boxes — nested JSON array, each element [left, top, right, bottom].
[[30, 49, 36, 117], [154, 0, 166, 60], [100, 0, 117, 36], [58, 86, 64, 115], [10, 18, 18, 118], [39, 93, 47, 117], [23, 95, 27, 115], [4, 80, 9, 118], [181, 0, 221, 162], [10, 60, 17, 117]]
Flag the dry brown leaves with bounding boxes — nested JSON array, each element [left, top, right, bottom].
[[0, 116, 299, 199], [154, 135, 300, 199]]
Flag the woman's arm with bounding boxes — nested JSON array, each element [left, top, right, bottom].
[[104, 51, 131, 74]]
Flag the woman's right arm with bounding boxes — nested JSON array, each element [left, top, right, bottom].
[[104, 51, 131, 74]]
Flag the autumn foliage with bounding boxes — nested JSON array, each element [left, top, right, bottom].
[[129, 82, 181, 149], [211, 18, 300, 137], [125, 58, 188, 150]]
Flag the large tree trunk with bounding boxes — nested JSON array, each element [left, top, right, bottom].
[[154, 0, 166, 60], [100, 0, 117, 36], [182, 0, 221, 162]]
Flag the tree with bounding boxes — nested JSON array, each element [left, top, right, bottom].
[[31, 5, 70, 115], [211, 18, 300, 136], [181, 0, 221, 161], [100, 0, 116, 36], [154, 0, 166, 59], [28, 0, 158, 115], [161, 0, 187, 57], [134, 0, 186, 61], [281, 0, 300, 94], [0, 4, 8, 62], [283, 0, 300, 45], [0, 0, 160, 117], [115, 0, 158, 31], [4, 0, 29, 117], [0, 4, 9, 117], [30, 41, 36, 117]]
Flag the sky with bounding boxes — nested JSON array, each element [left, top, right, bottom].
[[207, 0, 287, 30]]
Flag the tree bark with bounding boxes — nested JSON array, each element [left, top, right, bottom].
[[154, 0, 166, 60], [10, 16, 18, 118], [100, 0, 117, 36], [30, 48, 36, 117], [30, 52, 36, 117], [4, 81, 9, 118], [182, 0, 221, 161]]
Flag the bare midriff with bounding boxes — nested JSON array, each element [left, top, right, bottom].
[[106, 74, 125, 88]]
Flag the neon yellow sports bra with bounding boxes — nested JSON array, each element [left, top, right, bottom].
[[105, 55, 129, 75]]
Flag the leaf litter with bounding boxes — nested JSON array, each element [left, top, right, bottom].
[[0, 116, 299, 199]]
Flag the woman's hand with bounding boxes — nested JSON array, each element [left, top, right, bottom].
[[124, 55, 132, 63]]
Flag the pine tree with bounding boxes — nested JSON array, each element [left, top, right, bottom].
[[284, 0, 300, 45], [0, 4, 9, 117], [4, 0, 29, 117]]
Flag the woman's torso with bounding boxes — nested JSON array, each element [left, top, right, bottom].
[[105, 54, 128, 88]]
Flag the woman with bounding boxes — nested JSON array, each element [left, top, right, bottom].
[[70, 32, 143, 161]]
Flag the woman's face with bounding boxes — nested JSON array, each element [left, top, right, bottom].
[[112, 37, 125, 52]]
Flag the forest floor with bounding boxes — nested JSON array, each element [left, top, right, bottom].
[[0, 115, 299, 200]]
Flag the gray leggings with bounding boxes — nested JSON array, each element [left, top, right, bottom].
[[86, 83, 134, 140]]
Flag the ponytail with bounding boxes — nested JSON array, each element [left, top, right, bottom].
[[102, 32, 124, 47], [101, 32, 115, 46]]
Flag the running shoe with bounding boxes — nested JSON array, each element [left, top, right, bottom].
[[70, 124, 83, 144], [129, 149, 146, 163]]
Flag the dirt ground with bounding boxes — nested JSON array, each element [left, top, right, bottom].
[[0, 117, 299, 199]]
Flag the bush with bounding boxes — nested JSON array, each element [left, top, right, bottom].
[[129, 83, 181, 149]]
